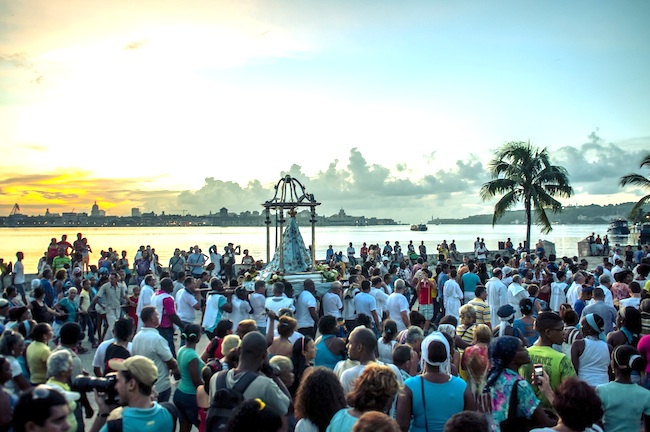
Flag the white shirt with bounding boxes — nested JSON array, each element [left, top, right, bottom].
[[265, 296, 295, 331], [386, 292, 410, 332], [202, 293, 226, 331], [136, 284, 155, 330], [486, 277, 508, 318], [210, 252, 222, 275], [566, 282, 582, 306], [249, 292, 268, 328], [550, 282, 568, 312], [353, 292, 377, 323], [322, 292, 343, 318], [295, 290, 317, 328], [92, 338, 133, 375], [226, 296, 251, 330], [339, 362, 403, 394], [598, 285, 615, 308], [370, 287, 389, 316], [175, 288, 198, 323], [13, 261, 25, 284], [342, 287, 359, 321], [132, 327, 174, 392]]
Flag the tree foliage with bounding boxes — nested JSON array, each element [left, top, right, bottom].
[[619, 153, 650, 221], [480, 141, 573, 251]]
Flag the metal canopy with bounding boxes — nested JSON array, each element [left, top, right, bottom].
[[262, 175, 320, 268]]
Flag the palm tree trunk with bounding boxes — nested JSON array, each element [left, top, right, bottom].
[[525, 197, 531, 254]]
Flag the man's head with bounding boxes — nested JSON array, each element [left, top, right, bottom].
[[592, 287, 605, 301], [394, 279, 405, 292], [144, 275, 155, 287], [160, 277, 173, 294], [254, 280, 266, 294], [59, 322, 82, 347], [371, 277, 382, 287], [140, 306, 160, 328], [272, 282, 284, 297], [303, 279, 315, 294], [392, 344, 413, 371], [599, 274, 612, 287], [346, 327, 377, 361], [110, 356, 158, 403], [535, 311, 565, 345], [238, 331, 268, 371], [14, 385, 70, 432], [475, 285, 487, 300], [330, 281, 342, 294], [361, 280, 371, 292], [184, 276, 196, 292]]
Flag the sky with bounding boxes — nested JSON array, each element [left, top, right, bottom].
[[1, 0, 650, 222]]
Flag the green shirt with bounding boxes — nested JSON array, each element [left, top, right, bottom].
[[597, 381, 650, 432], [520, 345, 576, 410], [177, 347, 204, 395]]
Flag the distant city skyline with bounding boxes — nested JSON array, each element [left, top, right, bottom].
[[1, 1, 649, 222]]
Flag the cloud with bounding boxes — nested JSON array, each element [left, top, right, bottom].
[[123, 40, 147, 51]]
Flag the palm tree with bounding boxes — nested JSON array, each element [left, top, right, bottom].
[[480, 141, 573, 253], [619, 153, 650, 221]]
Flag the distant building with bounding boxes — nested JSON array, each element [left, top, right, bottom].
[[132, 208, 141, 217]]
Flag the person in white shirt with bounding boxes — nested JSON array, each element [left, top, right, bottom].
[[501, 266, 514, 288], [265, 282, 295, 334], [486, 268, 508, 318], [12, 251, 26, 304], [136, 275, 156, 331], [175, 277, 201, 331], [295, 279, 318, 338], [208, 245, 222, 279], [370, 276, 390, 319], [596, 274, 615, 308], [227, 287, 252, 330], [386, 279, 410, 332], [566, 272, 586, 306], [249, 280, 268, 334], [202, 278, 233, 339], [354, 280, 380, 332], [507, 275, 529, 319], [342, 277, 360, 333], [549, 270, 568, 312], [131, 306, 178, 402], [443, 270, 463, 319], [322, 281, 343, 319]]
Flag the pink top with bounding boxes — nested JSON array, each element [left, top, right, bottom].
[[156, 290, 177, 328], [637, 334, 650, 374]]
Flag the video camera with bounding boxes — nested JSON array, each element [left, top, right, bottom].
[[72, 374, 119, 405]]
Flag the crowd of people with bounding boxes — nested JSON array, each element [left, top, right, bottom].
[[0, 234, 650, 432]]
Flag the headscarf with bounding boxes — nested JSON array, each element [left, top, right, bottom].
[[497, 304, 516, 337], [420, 332, 451, 375], [585, 313, 606, 342], [437, 324, 456, 340], [486, 336, 521, 388]]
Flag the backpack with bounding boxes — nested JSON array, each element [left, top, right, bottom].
[[205, 370, 258, 432], [106, 401, 178, 432]]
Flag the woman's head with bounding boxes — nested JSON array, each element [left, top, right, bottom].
[[618, 306, 642, 334], [294, 367, 346, 432], [30, 323, 52, 343], [215, 319, 233, 339], [182, 324, 202, 344], [227, 398, 282, 432], [519, 298, 534, 316], [0, 329, 24, 357], [487, 336, 529, 386], [46, 349, 73, 379], [459, 304, 476, 326], [581, 313, 605, 339], [551, 377, 603, 430], [420, 332, 451, 374], [277, 316, 297, 338], [269, 355, 294, 389], [292, 336, 316, 365], [347, 364, 399, 413], [382, 319, 398, 342], [352, 411, 400, 432], [612, 345, 646, 374], [473, 324, 492, 344], [236, 320, 258, 339]]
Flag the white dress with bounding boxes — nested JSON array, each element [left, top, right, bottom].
[[443, 279, 463, 318]]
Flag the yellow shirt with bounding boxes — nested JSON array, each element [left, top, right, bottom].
[[26, 341, 50, 384]]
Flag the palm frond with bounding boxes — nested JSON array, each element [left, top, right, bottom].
[[629, 194, 650, 218], [639, 153, 650, 169], [492, 190, 520, 225], [480, 178, 518, 200], [619, 173, 650, 189]]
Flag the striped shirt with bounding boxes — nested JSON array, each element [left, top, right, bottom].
[[468, 298, 491, 326]]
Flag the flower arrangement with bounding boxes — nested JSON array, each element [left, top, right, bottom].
[[267, 272, 285, 284], [315, 263, 339, 282], [244, 270, 259, 282]]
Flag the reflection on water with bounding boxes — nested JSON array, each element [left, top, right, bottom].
[[0, 224, 610, 273]]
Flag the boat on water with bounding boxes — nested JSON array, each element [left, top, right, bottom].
[[410, 223, 428, 231], [607, 219, 630, 236]]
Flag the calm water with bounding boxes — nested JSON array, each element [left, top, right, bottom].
[[0, 224, 610, 273]]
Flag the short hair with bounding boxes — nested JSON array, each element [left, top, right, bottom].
[[236, 320, 258, 338], [211, 278, 224, 290], [630, 281, 642, 294], [318, 315, 338, 335], [443, 411, 489, 432], [272, 282, 284, 295], [459, 304, 476, 323], [184, 276, 194, 287], [405, 326, 424, 344], [269, 355, 293, 374], [114, 316, 135, 342], [354, 327, 378, 353], [46, 349, 72, 378], [31, 323, 51, 342], [160, 277, 173, 292], [347, 364, 399, 412], [599, 274, 611, 285], [59, 322, 82, 345], [473, 324, 492, 344], [392, 345, 413, 367], [144, 274, 154, 285], [13, 385, 69, 432], [361, 280, 371, 291], [620, 306, 642, 334], [552, 377, 603, 430], [353, 411, 400, 432], [394, 279, 405, 291], [474, 286, 486, 297], [409, 311, 426, 327], [592, 287, 605, 299], [535, 311, 563, 332], [140, 305, 157, 323], [562, 310, 579, 326]]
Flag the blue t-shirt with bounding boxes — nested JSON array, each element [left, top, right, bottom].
[[405, 375, 467, 432], [41, 279, 55, 307], [461, 272, 481, 294], [99, 403, 174, 432]]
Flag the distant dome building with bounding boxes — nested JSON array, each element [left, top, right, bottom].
[[90, 201, 105, 217]]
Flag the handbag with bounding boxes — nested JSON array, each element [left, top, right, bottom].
[[500, 379, 534, 432]]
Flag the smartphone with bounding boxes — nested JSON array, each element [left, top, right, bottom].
[[534, 364, 544, 384]]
